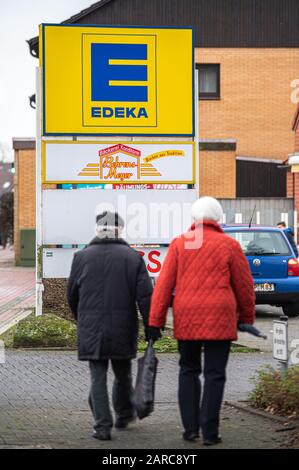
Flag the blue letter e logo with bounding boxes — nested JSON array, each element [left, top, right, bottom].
[[91, 43, 148, 102]]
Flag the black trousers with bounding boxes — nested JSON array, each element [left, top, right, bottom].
[[88, 359, 135, 432], [178, 340, 231, 441]]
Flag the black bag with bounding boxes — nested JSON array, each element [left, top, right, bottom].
[[134, 340, 158, 419]]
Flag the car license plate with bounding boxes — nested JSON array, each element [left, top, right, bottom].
[[254, 283, 275, 292]]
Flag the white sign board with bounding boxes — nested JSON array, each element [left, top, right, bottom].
[[42, 189, 196, 245], [273, 320, 288, 362], [43, 246, 168, 278], [42, 141, 195, 184]]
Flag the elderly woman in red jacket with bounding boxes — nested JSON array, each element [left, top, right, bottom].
[[148, 196, 255, 445]]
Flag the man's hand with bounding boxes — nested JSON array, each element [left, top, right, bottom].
[[145, 326, 162, 343]]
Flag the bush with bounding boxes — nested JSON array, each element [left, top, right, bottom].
[[138, 324, 256, 354], [249, 365, 299, 417], [0, 313, 257, 354], [0, 313, 77, 348], [138, 327, 178, 353]]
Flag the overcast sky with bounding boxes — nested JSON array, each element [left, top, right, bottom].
[[0, 0, 94, 161]]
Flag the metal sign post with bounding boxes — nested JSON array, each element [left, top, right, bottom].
[[36, 66, 43, 316], [194, 69, 199, 196], [273, 315, 289, 375]]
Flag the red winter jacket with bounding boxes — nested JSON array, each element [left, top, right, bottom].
[[149, 221, 255, 341]]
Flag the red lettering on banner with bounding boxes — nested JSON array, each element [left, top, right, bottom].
[[136, 249, 163, 275], [147, 251, 162, 274]]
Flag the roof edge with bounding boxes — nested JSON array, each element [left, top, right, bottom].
[[27, 0, 114, 57], [236, 156, 283, 164], [12, 138, 36, 150]]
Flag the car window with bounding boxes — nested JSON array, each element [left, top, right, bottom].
[[226, 230, 291, 255]]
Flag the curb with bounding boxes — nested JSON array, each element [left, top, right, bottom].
[[231, 342, 260, 352], [5, 347, 77, 352], [0, 308, 33, 337], [224, 401, 299, 427]]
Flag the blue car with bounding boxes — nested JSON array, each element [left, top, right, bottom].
[[222, 225, 299, 317]]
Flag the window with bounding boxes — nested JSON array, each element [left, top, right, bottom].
[[197, 64, 220, 100], [226, 230, 291, 256]]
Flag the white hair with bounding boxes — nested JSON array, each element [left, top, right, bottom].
[[191, 196, 224, 223]]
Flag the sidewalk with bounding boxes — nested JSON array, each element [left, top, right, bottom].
[[0, 250, 297, 448], [0, 248, 35, 335], [0, 350, 297, 449]]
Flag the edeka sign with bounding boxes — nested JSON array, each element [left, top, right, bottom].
[[86, 38, 156, 127], [40, 24, 194, 136]]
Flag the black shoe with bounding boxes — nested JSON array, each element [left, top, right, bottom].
[[115, 414, 136, 429], [93, 430, 112, 441], [183, 431, 200, 442], [203, 436, 222, 446]]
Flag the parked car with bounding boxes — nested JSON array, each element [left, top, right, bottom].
[[222, 225, 299, 317]]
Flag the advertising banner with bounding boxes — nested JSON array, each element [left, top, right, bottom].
[[43, 246, 168, 278], [42, 141, 195, 184], [42, 189, 197, 245]]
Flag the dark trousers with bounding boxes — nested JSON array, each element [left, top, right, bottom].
[[88, 359, 135, 432], [178, 340, 231, 440]]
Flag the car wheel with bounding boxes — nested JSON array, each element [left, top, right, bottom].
[[282, 303, 299, 317]]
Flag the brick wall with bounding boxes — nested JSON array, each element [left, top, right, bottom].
[[199, 150, 236, 198], [196, 48, 299, 159], [13, 144, 36, 264], [295, 124, 299, 152], [294, 174, 299, 240]]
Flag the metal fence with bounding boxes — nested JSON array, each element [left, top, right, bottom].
[[219, 198, 295, 227]]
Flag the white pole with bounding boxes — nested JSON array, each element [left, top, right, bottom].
[[256, 211, 261, 225], [281, 212, 288, 226], [36, 67, 43, 316]]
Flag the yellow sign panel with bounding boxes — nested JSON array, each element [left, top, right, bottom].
[[40, 24, 194, 136]]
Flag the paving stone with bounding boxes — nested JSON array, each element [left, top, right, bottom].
[[0, 350, 296, 449]]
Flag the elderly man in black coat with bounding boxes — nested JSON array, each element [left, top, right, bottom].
[[67, 211, 154, 441]]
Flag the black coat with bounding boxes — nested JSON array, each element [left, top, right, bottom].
[[67, 236, 153, 361]]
